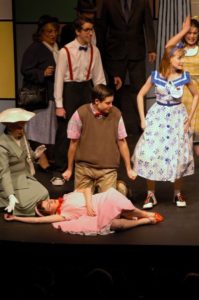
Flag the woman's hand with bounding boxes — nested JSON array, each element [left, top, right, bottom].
[[4, 214, 16, 221], [44, 66, 55, 77], [184, 118, 191, 133], [148, 52, 156, 64], [62, 169, 72, 181], [82, 187, 96, 216], [127, 169, 137, 180], [56, 107, 66, 118], [86, 204, 96, 217], [141, 119, 146, 130], [182, 16, 191, 33], [114, 76, 122, 90], [5, 195, 19, 213], [34, 145, 47, 158]]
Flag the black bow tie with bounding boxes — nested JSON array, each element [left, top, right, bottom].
[[79, 46, 88, 51]]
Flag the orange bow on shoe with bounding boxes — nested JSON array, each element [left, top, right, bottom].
[[153, 212, 164, 223]]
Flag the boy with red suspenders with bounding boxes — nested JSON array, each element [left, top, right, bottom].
[[53, 17, 106, 180]]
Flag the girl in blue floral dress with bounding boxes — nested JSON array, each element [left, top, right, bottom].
[[132, 43, 199, 209]]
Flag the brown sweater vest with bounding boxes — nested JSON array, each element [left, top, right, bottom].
[[76, 104, 121, 168]]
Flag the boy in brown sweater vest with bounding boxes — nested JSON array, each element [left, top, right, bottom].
[[62, 84, 136, 192]]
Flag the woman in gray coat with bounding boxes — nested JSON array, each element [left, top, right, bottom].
[[0, 108, 49, 216]]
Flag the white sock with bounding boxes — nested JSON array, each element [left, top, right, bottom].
[[148, 190, 157, 200], [148, 190, 155, 196]]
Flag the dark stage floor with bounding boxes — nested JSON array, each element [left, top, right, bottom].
[[1, 141, 199, 300], [1, 89, 199, 299], [1, 146, 199, 247]]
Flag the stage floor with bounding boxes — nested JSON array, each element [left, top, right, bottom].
[[1, 90, 199, 298], [1, 135, 199, 249], [1, 161, 199, 300]]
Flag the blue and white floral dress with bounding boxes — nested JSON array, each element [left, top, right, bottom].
[[132, 70, 194, 182]]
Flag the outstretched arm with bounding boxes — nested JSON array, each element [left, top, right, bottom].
[[4, 213, 64, 223], [165, 16, 191, 48]]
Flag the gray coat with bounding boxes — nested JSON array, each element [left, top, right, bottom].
[[0, 133, 49, 216]]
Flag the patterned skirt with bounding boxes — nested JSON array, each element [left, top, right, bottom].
[[26, 100, 57, 145], [132, 102, 194, 182]]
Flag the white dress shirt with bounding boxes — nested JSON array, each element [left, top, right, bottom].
[[54, 39, 106, 108]]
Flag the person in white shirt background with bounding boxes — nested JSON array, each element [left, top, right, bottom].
[[52, 16, 106, 181]]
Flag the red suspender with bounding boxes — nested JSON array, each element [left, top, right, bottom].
[[64, 46, 73, 80], [64, 44, 93, 81], [86, 44, 93, 80]]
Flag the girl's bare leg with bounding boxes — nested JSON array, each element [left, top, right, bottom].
[[121, 208, 156, 220], [110, 217, 157, 231]]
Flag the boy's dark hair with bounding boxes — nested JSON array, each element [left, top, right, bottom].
[[91, 84, 114, 103], [74, 16, 94, 32]]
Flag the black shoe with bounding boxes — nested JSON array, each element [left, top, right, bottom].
[[37, 165, 53, 173]]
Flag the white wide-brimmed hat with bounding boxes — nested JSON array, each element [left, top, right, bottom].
[[0, 108, 35, 123]]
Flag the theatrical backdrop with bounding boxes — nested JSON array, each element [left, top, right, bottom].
[[0, 0, 77, 132], [0, 0, 196, 133]]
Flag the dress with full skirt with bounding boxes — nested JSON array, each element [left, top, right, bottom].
[[26, 100, 57, 145], [132, 71, 194, 182], [52, 188, 135, 235]]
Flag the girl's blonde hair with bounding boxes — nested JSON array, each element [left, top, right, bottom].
[[159, 46, 185, 78]]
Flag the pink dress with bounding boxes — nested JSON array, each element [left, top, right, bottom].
[[52, 188, 135, 235]]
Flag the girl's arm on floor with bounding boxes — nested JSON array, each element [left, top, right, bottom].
[[4, 213, 64, 223]]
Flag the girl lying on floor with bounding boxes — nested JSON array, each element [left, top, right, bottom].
[[4, 187, 164, 235]]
